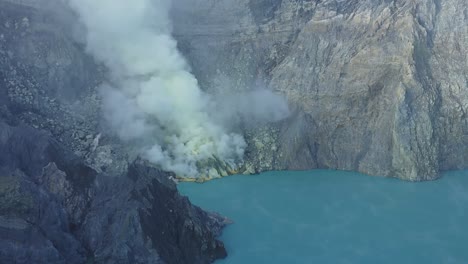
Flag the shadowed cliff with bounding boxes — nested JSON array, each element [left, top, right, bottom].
[[0, 120, 227, 263]]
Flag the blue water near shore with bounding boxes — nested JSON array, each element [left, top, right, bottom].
[[178, 170, 468, 264]]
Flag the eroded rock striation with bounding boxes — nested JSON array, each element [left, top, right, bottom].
[[1, 0, 467, 262], [173, 0, 468, 181], [0, 120, 227, 263], [2, 1, 466, 181]]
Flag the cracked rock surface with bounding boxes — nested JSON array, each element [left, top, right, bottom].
[[1, 3, 227, 262], [1, 0, 467, 262], [0, 120, 227, 264], [174, 0, 468, 181]]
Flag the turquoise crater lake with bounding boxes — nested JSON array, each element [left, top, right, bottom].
[[178, 170, 468, 264]]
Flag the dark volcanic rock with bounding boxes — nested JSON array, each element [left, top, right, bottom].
[[0, 1, 228, 263], [77, 161, 227, 264], [0, 121, 227, 264], [0, 122, 91, 264], [0, 0, 129, 177]]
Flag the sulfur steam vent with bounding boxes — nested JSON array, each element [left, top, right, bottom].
[[67, 0, 289, 178], [67, 0, 245, 177]]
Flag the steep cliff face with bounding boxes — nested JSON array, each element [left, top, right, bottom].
[[173, 0, 468, 181], [0, 121, 227, 263], [0, 1, 227, 263], [0, 0, 132, 176], [1, 0, 466, 261], [1, 1, 467, 181]]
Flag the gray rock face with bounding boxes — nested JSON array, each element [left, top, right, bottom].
[[0, 2, 230, 261], [0, 0, 134, 176], [173, 0, 468, 181], [0, 2, 229, 261], [2, 0, 466, 182], [0, 121, 227, 264], [0, 121, 92, 264], [1, 0, 467, 262]]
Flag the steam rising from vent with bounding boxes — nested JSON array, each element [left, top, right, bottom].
[[67, 0, 289, 177]]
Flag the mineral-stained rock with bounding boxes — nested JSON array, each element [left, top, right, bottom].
[[2, 0, 467, 182], [1, 0, 467, 262], [0, 2, 229, 263], [173, 0, 468, 181]]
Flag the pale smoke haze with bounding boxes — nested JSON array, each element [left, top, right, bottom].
[[67, 0, 288, 177]]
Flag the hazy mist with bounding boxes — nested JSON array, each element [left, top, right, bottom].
[[67, 0, 289, 177]]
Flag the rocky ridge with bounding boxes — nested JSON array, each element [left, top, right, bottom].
[[0, 1, 228, 263], [0, 121, 228, 263], [1, 0, 467, 262], [2, 1, 467, 181]]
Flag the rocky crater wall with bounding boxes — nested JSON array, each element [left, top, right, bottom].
[[173, 0, 468, 181]]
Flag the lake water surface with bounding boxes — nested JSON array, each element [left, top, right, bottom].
[[178, 170, 468, 264]]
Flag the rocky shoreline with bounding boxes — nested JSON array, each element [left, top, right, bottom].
[[174, 0, 468, 181], [0, 2, 229, 262], [1, 0, 467, 262]]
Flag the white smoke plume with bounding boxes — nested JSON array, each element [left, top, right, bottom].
[[213, 88, 291, 130], [67, 0, 288, 177]]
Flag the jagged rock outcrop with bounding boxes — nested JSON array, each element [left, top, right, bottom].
[[0, 121, 227, 263], [173, 0, 468, 181], [1, 3, 228, 262], [0, 0, 133, 177], [2, 1, 466, 182], [1, 0, 467, 262]]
